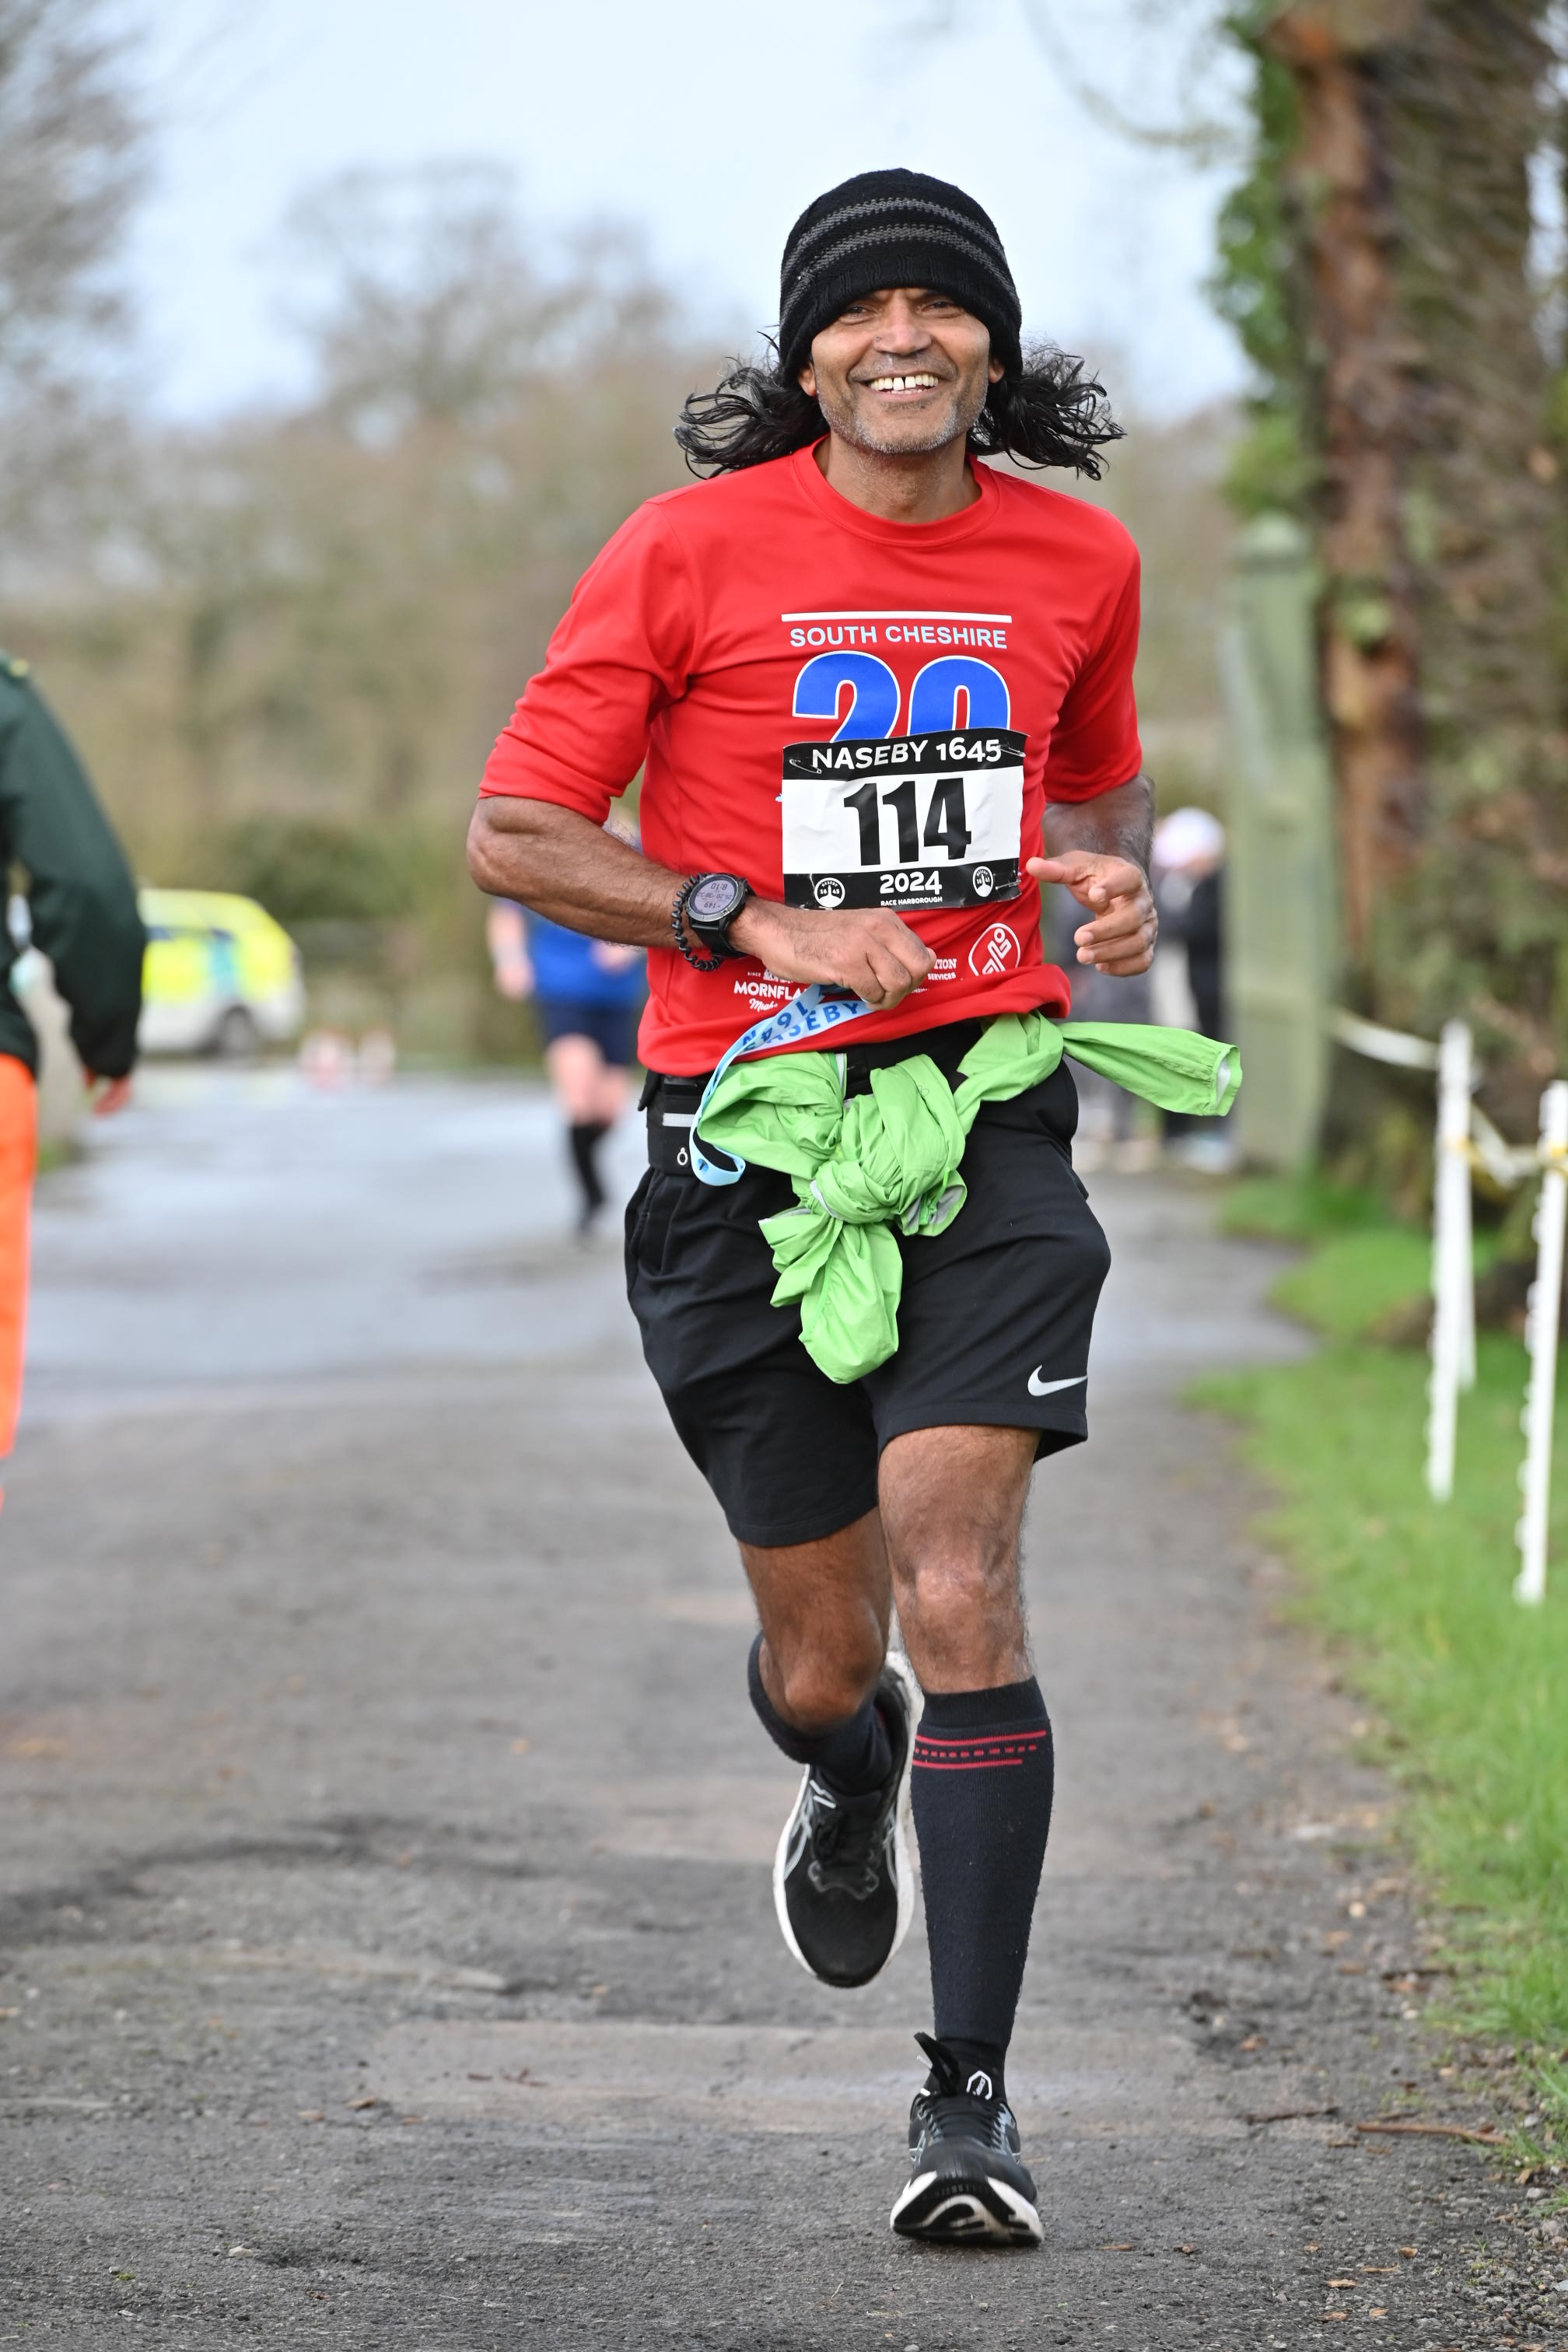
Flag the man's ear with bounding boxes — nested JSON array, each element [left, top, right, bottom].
[[798, 361, 817, 397], [988, 355, 1005, 385]]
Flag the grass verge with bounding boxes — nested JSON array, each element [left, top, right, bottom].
[[1199, 1176, 1568, 2163]]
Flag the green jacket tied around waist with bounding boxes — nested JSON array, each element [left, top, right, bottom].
[[695, 1014, 1241, 1386]]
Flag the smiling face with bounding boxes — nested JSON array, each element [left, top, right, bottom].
[[798, 286, 1003, 460]]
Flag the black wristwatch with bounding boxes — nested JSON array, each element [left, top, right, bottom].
[[674, 872, 754, 968]]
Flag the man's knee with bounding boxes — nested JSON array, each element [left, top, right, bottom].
[[771, 1632, 885, 1733], [896, 1546, 1015, 1636]]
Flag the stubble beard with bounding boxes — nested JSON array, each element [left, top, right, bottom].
[[815, 373, 990, 460]]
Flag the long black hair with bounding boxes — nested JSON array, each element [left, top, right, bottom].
[[674, 340, 1124, 478]]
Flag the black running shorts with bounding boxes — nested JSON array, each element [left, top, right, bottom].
[[625, 1019, 1111, 1549]]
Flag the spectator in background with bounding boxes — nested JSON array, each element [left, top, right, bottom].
[[1049, 880, 1154, 1173], [0, 654, 145, 1503], [1151, 807, 1228, 1171], [487, 899, 645, 1235]]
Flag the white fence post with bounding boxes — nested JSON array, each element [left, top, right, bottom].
[[1514, 1080, 1568, 1605], [1458, 1152, 1477, 1394], [1426, 1021, 1474, 1502]]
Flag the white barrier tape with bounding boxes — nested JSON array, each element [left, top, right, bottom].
[[1349, 1007, 1566, 1599], [1464, 1104, 1545, 1188], [1332, 1010, 1559, 1186], [1328, 1006, 1441, 1071], [1461, 1129, 1568, 1185]]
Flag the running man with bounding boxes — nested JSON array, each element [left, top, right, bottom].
[[486, 898, 644, 1234], [469, 170, 1161, 2245]]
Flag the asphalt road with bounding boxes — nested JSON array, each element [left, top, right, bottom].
[[1, 1066, 1545, 2348]]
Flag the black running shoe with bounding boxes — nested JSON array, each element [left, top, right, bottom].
[[772, 1650, 920, 1990], [890, 2032, 1043, 2245]]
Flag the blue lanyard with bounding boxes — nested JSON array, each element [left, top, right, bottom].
[[690, 985, 874, 1185]]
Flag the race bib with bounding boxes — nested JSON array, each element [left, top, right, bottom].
[[781, 726, 1026, 912]]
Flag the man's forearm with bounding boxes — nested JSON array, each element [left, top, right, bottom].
[[466, 792, 937, 1012], [1042, 773, 1154, 877], [467, 797, 688, 949]]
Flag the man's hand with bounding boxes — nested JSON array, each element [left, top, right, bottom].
[[85, 1073, 132, 1116], [730, 899, 934, 1011], [1028, 850, 1156, 977]]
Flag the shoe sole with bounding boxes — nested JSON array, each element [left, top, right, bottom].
[[889, 2164, 1042, 2245], [772, 1647, 922, 1988]]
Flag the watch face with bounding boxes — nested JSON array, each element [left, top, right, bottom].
[[690, 874, 742, 922]]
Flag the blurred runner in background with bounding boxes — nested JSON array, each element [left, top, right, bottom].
[[487, 897, 644, 1234], [0, 655, 144, 1500]]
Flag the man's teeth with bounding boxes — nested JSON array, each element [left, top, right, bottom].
[[869, 373, 940, 392]]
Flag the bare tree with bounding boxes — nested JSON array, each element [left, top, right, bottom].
[[16, 166, 709, 866], [1011, 0, 1241, 159], [0, 0, 145, 548], [0, 0, 141, 368], [277, 162, 677, 443], [894, 0, 1242, 156]]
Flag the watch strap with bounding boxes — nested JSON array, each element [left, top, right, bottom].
[[670, 875, 726, 971]]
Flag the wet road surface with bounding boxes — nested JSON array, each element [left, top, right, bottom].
[[2, 1068, 1521, 2347]]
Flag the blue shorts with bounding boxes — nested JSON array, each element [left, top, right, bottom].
[[537, 996, 639, 1068]]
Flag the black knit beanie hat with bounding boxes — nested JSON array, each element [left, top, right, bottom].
[[778, 168, 1023, 385]]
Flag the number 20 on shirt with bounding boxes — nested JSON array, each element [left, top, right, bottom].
[[781, 648, 1025, 914]]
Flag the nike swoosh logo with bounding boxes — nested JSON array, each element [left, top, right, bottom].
[[1027, 1370, 1087, 1397]]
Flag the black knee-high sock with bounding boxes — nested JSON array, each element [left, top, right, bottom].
[[746, 1633, 891, 1798], [568, 1120, 609, 1214], [911, 1678, 1053, 2102]]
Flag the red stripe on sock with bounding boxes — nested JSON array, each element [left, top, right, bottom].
[[912, 1731, 1050, 1768], [914, 1732, 1050, 1754], [915, 1729, 1052, 1748]]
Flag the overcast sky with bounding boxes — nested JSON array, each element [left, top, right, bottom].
[[128, 0, 1248, 422]]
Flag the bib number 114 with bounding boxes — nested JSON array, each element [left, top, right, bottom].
[[780, 724, 1026, 912], [847, 772, 972, 866]]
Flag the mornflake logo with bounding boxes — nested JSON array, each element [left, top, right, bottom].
[[1027, 1370, 1086, 1398]]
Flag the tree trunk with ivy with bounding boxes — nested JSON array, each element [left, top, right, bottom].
[[1262, 2, 1423, 969], [1220, 0, 1568, 1200]]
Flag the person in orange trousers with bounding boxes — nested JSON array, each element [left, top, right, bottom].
[[0, 653, 144, 1495]]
